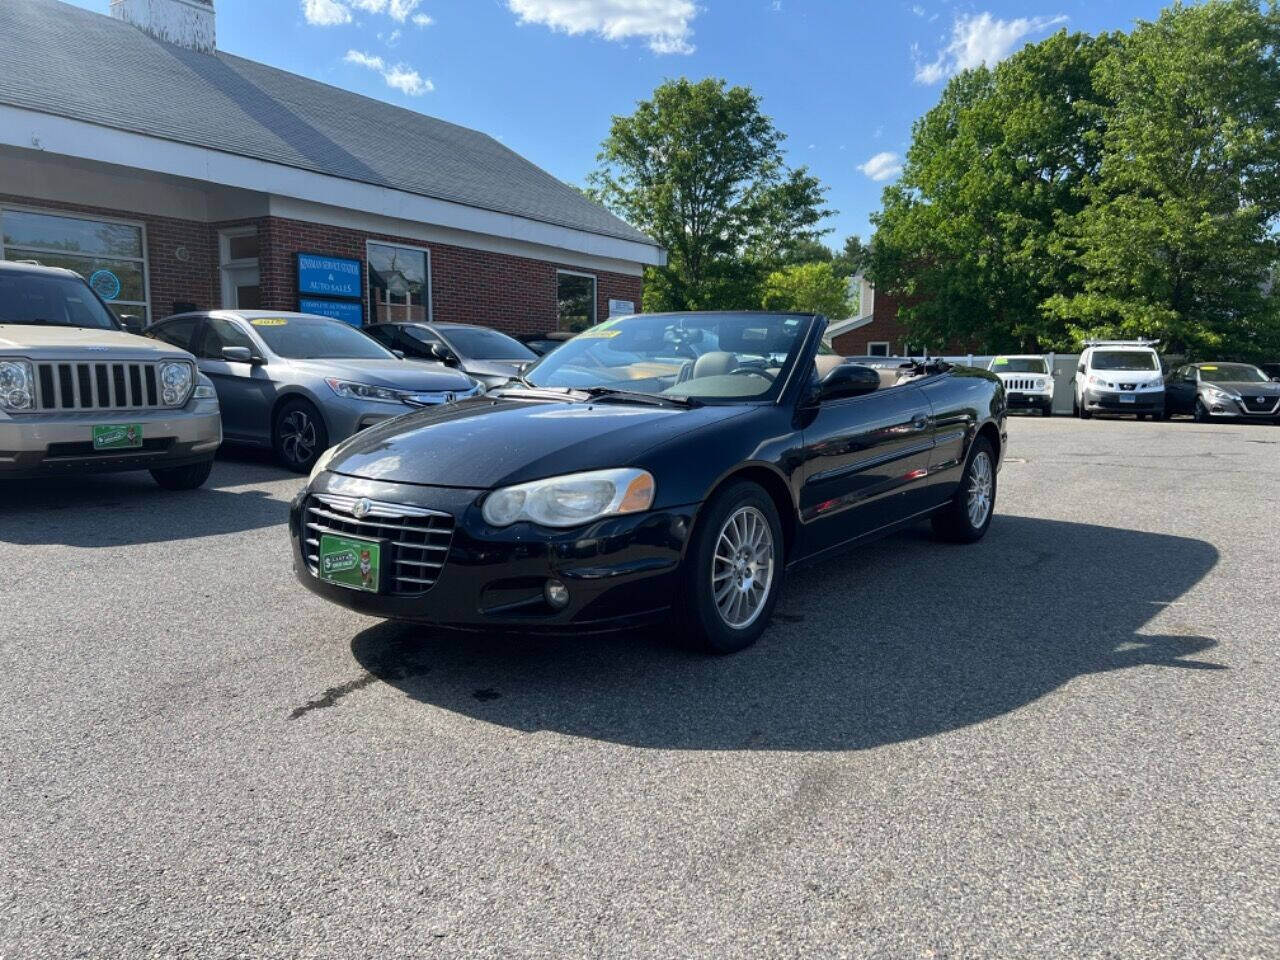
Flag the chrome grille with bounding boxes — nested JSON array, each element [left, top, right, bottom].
[[1242, 395, 1280, 414], [304, 494, 454, 595], [35, 361, 165, 410], [1003, 377, 1043, 392]]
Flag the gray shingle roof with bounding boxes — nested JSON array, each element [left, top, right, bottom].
[[0, 0, 657, 250]]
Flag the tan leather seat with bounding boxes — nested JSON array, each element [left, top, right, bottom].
[[878, 368, 903, 389]]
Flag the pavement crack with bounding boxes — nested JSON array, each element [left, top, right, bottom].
[[289, 673, 378, 720]]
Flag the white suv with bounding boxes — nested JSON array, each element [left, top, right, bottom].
[[988, 355, 1054, 417], [1073, 340, 1165, 420]]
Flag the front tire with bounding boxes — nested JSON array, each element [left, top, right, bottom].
[[677, 482, 785, 655], [1194, 399, 1212, 424], [150, 459, 213, 490], [1041, 403, 1053, 418], [932, 436, 997, 544], [274, 398, 329, 473]]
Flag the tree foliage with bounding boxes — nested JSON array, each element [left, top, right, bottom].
[[589, 78, 830, 312], [761, 262, 854, 319], [872, 0, 1280, 358]]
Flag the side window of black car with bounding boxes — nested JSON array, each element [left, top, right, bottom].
[[149, 316, 200, 350], [366, 326, 395, 347]]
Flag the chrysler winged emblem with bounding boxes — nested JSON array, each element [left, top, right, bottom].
[[352, 498, 373, 519]]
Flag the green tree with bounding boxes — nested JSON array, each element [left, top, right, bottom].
[[588, 78, 831, 312], [871, 30, 1115, 351], [1046, 0, 1280, 358], [761, 262, 853, 319]]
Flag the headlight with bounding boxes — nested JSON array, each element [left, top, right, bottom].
[[0, 359, 35, 411], [159, 361, 194, 406], [482, 468, 656, 528], [1205, 387, 1233, 403], [308, 444, 339, 484], [1088, 375, 1112, 389], [326, 378, 408, 405]]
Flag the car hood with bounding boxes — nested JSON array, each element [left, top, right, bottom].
[[326, 395, 749, 489], [462, 359, 527, 381], [0, 324, 187, 357], [1202, 381, 1280, 397], [289, 358, 476, 390]]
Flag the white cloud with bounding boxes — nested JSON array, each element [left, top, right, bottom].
[[304, 0, 428, 25], [302, 0, 352, 26], [858, 151, 903, 182], [914, 12, 1067, 84], [507, 0, 698, 55], [345, 49, 433, 95]]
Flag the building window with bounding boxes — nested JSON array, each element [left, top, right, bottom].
[[220, 226, 260, 309], [867, 341, 890, 357], [557, 270, 596, 332], [368, 242, 430, 324], [0, 206, 150, 326]]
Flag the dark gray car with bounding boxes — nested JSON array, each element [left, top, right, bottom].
[[1164, 362, 1280, 422], [363, 322, 537, 388], [146, 311, 483, 471]]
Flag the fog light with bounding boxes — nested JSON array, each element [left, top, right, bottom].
[[544, 579, 570, 610]]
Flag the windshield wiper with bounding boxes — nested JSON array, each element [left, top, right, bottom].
[[582, 387, 701, 409]]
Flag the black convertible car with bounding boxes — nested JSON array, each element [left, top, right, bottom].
[[291, 312, 1007, 653]]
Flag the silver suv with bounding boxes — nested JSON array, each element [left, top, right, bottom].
[[0, 261, 222, 489]]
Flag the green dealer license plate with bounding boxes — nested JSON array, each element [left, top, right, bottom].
[[318, 534, 383, 593], [92, 424, 143, 450]]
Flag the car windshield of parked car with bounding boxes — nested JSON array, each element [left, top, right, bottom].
[[1199, 363, 1269, 384], [440, 327, 536, 361], [523, 313, 812, 401], [0, 272, 119, 330], [1092, 351, 1159, 371], [250, 316, 394, 360], [991, 357, 1048, 374]]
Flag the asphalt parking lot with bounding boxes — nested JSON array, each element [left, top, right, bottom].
[[2, 417, 1278, 959]]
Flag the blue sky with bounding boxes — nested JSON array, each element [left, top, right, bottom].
[[64, 0, 1170, 245]]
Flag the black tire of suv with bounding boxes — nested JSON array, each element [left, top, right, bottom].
[[932, 436, 997, 544], [676, 481, 785, 655], [274, 398, 329, 473], [150, 459, 213, 491], [1041, 403, 1053, 418]]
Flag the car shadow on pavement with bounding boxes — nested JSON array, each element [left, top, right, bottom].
[[348, 515, 1223, 752], [0, 449, 297, 547]]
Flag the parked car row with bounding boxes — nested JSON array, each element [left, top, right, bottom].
[[986, 339, 1280, 424]]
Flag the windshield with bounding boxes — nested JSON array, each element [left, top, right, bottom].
[[440, 327, 536, 361], [1199, 363, 1269, 384], [0, 271, 119, 330], [250, 316, 395, 360], [991, 357, 1048, 374], [524, 312, 813, 401], [1092, 350, 1159, 372]]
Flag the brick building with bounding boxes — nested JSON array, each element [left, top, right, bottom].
[[828, 272, 919, 357], [0, 0, 662, 336]]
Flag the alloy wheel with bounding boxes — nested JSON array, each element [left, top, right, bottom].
[[711, 505, 775, 629], [967, 451, 994, 529], [279, 410, 317, 466]]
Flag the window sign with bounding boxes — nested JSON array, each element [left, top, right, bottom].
[[608, 299, 635, 318], [299, 297, 364, 327], [297, 253, 362, 299]]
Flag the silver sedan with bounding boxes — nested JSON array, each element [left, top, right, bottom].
[[145, 311, 482, 471]]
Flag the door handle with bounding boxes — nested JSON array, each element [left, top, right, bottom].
[[912, 414, 929, 431]]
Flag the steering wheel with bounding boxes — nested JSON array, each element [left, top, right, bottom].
[[730, 366, 776, 382]]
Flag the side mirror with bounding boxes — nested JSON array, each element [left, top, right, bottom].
[[222, 346, 254, 364], [118, 315, 145, 335], [816, 363, 880, 402], [392, 349, 406, 360], [1272, 377, 1280, 383], [430, 343, 456, 364]]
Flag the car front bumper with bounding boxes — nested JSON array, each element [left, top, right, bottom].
[[1006, 390, 1053, 410], [0, 399, 222, 479], [290, 472, 698, 632], [1201, 394, 1280, 420], [1082, 387, 1164, 414]]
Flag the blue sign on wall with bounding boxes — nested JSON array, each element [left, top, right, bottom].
[[297, 253, 362, 299], [300, 297, 364, 327]]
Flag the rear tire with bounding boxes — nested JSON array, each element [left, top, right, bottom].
[[274, 398, 329, 473], [677, 481, 785, 655], [150, 459, 213, 490], [932, 436, 997, 544]]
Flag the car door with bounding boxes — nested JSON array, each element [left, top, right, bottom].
[[1166, 366, 1197, 414], [196, 316, 275, 443], [797, 374, 935, 557]]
